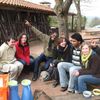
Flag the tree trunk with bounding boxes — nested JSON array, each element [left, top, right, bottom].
[[74, 0, 82, 32], [57, 14, 68, 38], [54, 0, 72, 39]]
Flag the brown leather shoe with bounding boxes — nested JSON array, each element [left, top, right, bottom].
[[60, 87, 67, 92]]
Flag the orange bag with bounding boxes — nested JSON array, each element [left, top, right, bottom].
[[0, 74, 9, 100]]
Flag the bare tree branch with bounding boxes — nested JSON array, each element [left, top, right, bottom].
[[54, 0, 63, 15], [74, 0, 82, 31], [63, 0, 73, 14]]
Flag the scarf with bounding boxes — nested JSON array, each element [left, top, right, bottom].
[[81, 49, 92, 69]]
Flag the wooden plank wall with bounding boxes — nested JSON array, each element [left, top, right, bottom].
[[0, 9, 50, 45]]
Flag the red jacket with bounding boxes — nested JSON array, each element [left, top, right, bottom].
[[15, 41, 30, 65]]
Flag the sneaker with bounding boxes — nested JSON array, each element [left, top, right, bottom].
[[32, 74, 38, 81], [75, 90, 80, 94], [67, 90, 74, 93], [60, 87, 68, 92], [67, 89, 74, 93]]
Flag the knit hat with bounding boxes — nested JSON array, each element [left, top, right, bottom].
[[71, 33, 84, 43]]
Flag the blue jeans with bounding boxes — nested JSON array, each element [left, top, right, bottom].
[[18, 55, 34, 71], [34, 53, 53, 75], [74, 75, 100, 93], [57, 62, 81, 91]]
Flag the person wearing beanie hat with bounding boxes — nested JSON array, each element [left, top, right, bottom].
[[57, 32, 83, 92]]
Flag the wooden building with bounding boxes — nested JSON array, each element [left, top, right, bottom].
[[0, 0, 55, 44], [0, 0, 76, 45]]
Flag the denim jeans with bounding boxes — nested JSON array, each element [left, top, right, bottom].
[[74, 75, 100, 93], [57, 62, 81, 90], [18, 55, 34, 71], [33, 53, 53, 76]]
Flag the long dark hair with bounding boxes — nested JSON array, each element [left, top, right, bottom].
[[48, 33, 58, 51], [18, 33, 29, 47], [57, 37, 70, 46]]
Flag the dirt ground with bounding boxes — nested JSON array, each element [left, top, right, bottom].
[[18, 40, 100, 100]]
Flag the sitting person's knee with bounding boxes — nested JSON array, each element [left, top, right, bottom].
[[57, 62, 63, 69]]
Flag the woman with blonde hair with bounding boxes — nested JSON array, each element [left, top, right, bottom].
[[73, 42, 100, 93]]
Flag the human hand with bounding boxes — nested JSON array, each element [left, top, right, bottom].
[[72, 70, 79, 76], [25, 20, 32, 27]]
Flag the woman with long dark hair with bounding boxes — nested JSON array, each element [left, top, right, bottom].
[[15, 33, 34, 72], [44, 36, 72, 87]]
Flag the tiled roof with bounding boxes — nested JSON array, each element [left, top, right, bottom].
[[0, 0, 54, 13]]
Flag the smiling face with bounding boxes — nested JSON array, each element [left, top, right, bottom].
[[21, 34, 27, 45], [82, 44, 90, 55], [70, 38, 81, 48], [50, 32, 57, 40], [7, 38, 15, 47], [59, 38, 67, 47]]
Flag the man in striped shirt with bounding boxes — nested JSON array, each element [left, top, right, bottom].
[[57, 33, 83, 92]]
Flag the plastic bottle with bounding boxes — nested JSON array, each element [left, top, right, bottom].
[[8, 80, 20, 100], [21, 79, 33, 100]]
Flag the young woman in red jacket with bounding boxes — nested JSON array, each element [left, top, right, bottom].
[[15, 33, 34, 72]]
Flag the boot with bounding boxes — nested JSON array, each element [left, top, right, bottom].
[[32, 73, 38, 81]]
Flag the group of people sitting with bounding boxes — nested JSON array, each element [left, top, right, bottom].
[[25, 20, 100, 94], [0, 20, 100, 94], [0, 33, 34, 80]]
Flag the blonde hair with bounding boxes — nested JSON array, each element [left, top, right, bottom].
[[81, 42, 91, 49], [81, 42, 92, 54]]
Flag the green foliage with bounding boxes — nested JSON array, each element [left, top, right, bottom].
[[48, 16, 58, 27], [48, 15, 87, 31]]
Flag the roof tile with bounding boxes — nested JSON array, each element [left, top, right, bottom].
[[0, 0, 54, 13]]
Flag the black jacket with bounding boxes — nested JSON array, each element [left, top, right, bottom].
[[92, 46, 100, 56], [53, 43, 73, 62], [79, 53, 100, 78]]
